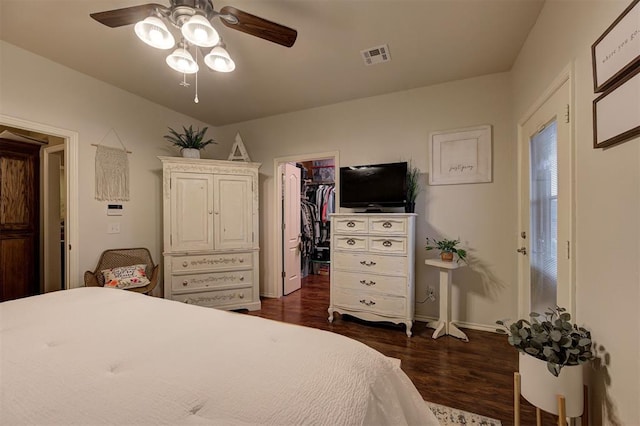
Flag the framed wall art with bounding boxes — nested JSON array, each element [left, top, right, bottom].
[[593, 66, 640, 148], [591, 0, 640, 92], [428, 125, 492, 185]]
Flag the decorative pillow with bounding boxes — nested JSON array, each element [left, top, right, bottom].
[[101, 264, 150, 290]]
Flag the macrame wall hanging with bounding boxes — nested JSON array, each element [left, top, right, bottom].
[[93, 128, 132, 201]]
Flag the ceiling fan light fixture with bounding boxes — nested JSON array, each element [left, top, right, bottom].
[[134, 16, 175, 49], [181, 15, 220, 47], [166, 48, 199, 74], [204, 46, 236, 72]]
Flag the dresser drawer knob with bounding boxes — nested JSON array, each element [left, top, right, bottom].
[[359, 279, 376, 286], [238, 293, 245, 299], [359, 260, 377, 266], [346, 238, 356, 245], [239, 276, 245, 281], [382, 221, 392, 228], [382, 240, 392, 247], [346, 221, 356, 228], [182, 280, 188, 286], [182, 261, 188, 267], [359, 299, 376, 307], [239, 258, 244, 263]]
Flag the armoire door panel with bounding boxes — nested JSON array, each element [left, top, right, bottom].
[[214, 174, 253, 250], [1, 157, 35, 230], [170, 173, 214, 252], [0, 139, 39, 301], [0, 236, 35, 301]]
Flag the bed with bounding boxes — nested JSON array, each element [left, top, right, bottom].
[[0, 287, 438, 425]]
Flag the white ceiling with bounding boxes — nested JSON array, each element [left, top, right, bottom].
[[0, 0, 544, 126]]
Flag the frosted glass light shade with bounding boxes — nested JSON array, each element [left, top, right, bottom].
[[134, 17, 175, 49], [166, 48, 199, 74], [181, 15, 220, 47], [204, 46, 235, 72]]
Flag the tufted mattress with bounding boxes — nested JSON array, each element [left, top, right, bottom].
[[0, 287, 438, 425]]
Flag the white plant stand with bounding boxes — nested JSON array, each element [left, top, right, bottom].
[[424, 258, 468, 342]]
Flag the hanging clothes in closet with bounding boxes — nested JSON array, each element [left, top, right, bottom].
[[300, 183, 335, 274]]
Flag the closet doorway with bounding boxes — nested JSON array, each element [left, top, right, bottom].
[[273, 151, 339, 298]]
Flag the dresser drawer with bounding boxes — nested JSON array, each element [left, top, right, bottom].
[[333, 287, 407, 317], [333, 216, 368, 233], [369, 217, 408, 234], [171, 270, 252, 292], [333, 252, 408, 276], [333, 235, 368, 251], [173, 288, 253, 308], [369, 237, 407, 255], [333, 270, 406, 296], [171, 252, 252, 272]]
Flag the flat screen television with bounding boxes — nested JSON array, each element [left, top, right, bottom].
[[340, 162, 407, 210]]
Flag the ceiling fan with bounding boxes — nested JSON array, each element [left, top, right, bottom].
[[90, 0, 297, 48], [90, 0, 297, 102]]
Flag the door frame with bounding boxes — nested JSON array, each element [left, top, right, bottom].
[[516, 63, 576, 319], [273, 151, 339, 298], [43, 144, 64, 293], [0, 114, 79, 290]]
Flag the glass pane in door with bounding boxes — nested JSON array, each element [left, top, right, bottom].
[[529, 120, 558, 314]]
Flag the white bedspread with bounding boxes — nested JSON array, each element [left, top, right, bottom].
[[1, 288, 438, 425]]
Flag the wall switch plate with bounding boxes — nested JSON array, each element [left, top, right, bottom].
[[107, 223, 120, 234]]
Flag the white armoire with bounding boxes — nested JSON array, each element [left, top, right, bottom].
[[160, 157, 261, 311]]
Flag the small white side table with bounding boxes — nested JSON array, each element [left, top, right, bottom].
[[424, 258, 468, 342]]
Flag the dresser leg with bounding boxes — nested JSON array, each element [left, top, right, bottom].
[[404, 321, 413, 337], [328, 307, 334, 323]]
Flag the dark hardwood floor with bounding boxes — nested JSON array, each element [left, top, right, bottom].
[[247, 274, 559, 425]]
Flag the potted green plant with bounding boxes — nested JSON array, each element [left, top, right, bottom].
[[164, 125, 216, 159], [405, 164, 420, 213], [496, 306, 594, 418], [425, 237, 467, 263]]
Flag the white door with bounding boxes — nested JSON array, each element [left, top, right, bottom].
[[518, 80, 573, 317], [214, 174, 253, 250], [282, 163, 301, 295], [44, 148, 63, 293], [170, 172, 214, 252]]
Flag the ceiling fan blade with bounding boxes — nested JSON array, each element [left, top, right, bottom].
[[219, 6, 297, 48], [90, 3, 165, 28]]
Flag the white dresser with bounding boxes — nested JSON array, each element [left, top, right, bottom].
[[328, 213, 416, 336], [160, 157, 261, 311]]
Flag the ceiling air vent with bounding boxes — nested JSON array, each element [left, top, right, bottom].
[[360, 44, 391, 66]]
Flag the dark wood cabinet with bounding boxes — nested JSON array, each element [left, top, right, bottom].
[[0, 139, 40, 301]]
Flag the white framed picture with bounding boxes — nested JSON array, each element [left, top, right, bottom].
[[428, 125, 492, 185]]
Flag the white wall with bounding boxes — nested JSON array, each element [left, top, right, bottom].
[[0, 41, 228, 293], [511, 1, 639, 424], [216, 72, 518, 328]]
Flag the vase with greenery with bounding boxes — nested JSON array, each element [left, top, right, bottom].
[[496, 306, 593, 377], [405, 164, 420, 213], [164, 125, 216, 158], [425, 237, 467, 263]]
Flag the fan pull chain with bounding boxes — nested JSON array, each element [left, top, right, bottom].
[[194, 47, 199, 104]]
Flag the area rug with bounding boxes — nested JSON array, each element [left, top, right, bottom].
[[425, 401, 502, 426]]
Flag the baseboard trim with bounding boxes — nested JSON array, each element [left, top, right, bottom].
[[414, 315, 499, 334]]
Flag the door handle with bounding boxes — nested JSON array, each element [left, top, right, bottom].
[[516, 247, 527, 255]]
